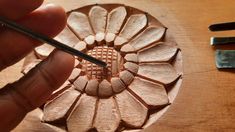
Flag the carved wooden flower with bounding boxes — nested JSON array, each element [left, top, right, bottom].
[[22, 4, 182, 132]]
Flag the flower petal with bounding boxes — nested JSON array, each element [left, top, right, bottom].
[[138, 42, 178, 63], [74, 41, 87, 52], [67, 94, 97, 132], [68, 68, 81, 82], [98, 79, 113, 98], [35, 44, 54, 59], [111, 77, 126, 93], [106, 6, 127, 35], [14, 109, 66, 132], [114, 14, 147, 47], [93, 97, 121, 131], [54, 26, 80, 47], [67, 12, 93, 39], [89, 6, 107, 34], [124, 53, 138, 63], [129, 27, 166, 51], [85, 79, 99, 96], [120, 44, 136, 54], [137, 63, 179, 85], [124, 62, 139, 74], [73, 76, 89, 92], [115, 90, 148, 128], [43, 89, 80, 123], [128, 77, 169, 108], [119, 70, 134, 86]]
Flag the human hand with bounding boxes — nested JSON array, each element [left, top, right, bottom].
[[0, 0, 74, 131]]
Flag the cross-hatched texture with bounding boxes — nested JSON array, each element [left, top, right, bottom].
[[82, 46, 123, 80]]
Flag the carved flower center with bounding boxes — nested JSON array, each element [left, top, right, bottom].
[[82, 46, 124, 81]]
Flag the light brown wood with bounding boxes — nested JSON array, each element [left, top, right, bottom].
[[85, 79, 99, 96], [73, 76, 88, 92], [129, 27, 166, 51], [120, 44, 135, 54], [124, 53, 138, 63], [98, 79, 113, 98], [114, 14, 147, 45], [74, 41, 87, 52], [106, 6, 127, 35], [21, 59, 41, 74], [93, 97, 121, 132], [67, 12, 93, 39], [68, 68, 81, 82], [115, 90, 148, 128], [138, 42, 178, 63], [5, 0, 234, 132], [43, 89, 80, 122], [35, 44, 54, 59], [128, 77, 169, 109], [54, 26, 80, 47], [119, 70, 134, 86], [124, 62, 139, 74], [67, 94, 97, 132], [137, 63, 179, 85], [111, 77, 126, 93], [89, 6, 107, 34]]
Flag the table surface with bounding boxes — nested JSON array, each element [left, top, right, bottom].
[[1, 0, 235, 131]]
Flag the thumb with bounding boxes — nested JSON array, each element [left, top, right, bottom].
[[0, 50, 74, 131]]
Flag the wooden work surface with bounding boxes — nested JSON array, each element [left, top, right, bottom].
[[1, 0, 235, 131]]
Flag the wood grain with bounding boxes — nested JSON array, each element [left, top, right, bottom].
[[4, 0, 235, 131]]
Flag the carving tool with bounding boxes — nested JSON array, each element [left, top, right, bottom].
[[215, 50, 235, 68], [209, 22, 235, 31], [210, 37, 235, 45], [0, 16, 107, 67]]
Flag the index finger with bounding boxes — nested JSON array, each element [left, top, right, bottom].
[[0, 0, 44, 20]]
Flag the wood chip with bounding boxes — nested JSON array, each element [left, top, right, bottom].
[[115, 90, 148, 128], [106, 6, 127, 34], [68, 68, 81, 82], [119, 70, 134, 86], [68, 12, 93, 39], [129, 27, 166, 51], [124, 53, 138, 63], [43, 90, 80, 122], [137, 63, 179, 85], [111, 77, 126, 93], [85, 79, 99, 96], [124, 62, 139, 74], [93, 98, 121, 131], [98, 79, 113, 98], [129, 77, 169, 108], [89, 6, 107, 34], [54, 26, 80, 47], [74, 41, 87, 52], [73, 76, 89, 92], [35, 44, 54, 59], [138, 43, 178, 62], [117, 14, 147, 41], [67, 94, 97, 132]]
